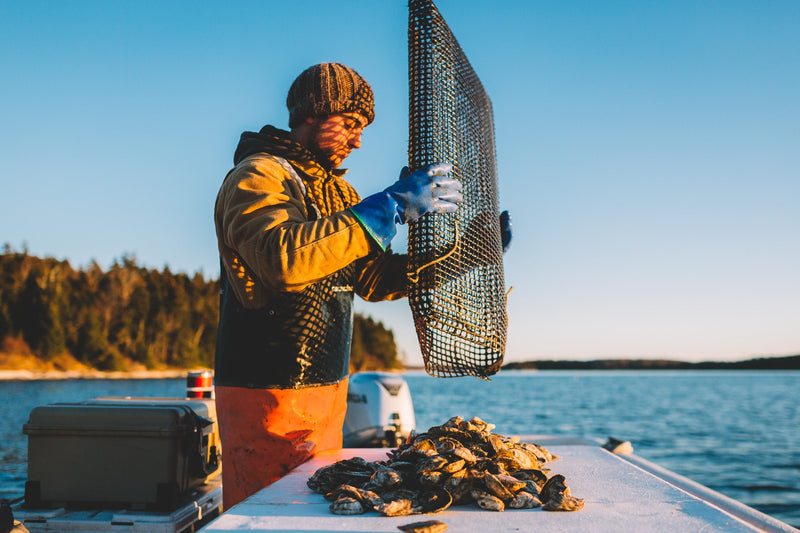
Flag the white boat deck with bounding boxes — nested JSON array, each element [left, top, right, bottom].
[[202, 436, 798, 533]]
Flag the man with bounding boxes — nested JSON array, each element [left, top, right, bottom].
[[213, 62, 462, 509]]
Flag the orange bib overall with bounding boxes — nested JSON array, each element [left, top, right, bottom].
[[215, 380, 348, 509]]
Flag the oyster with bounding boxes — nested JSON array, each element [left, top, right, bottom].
[[435, 437, 461, 452], [365, 467, 404, 491], [397, 520, 448, 533], [542, 491, 585, 512], [414, 488, 453, 514], [507, 490, 542, 509], [379, 498, 415, 517], [539, 474, 585, 512], [325, 484, 383, 511], [418, 469, 444, 487], [441, 458, 465, 474], [471, 489, 505, 512], [448, 478, 475, 505], [539, 474, 569, 504], [307, 456, 375, 494], [511, 468, 548, 488], [330, 496, 366, 515], [449, 446, 478, 464], [494, 473, 528, 493], [482, 472, 515, 500]]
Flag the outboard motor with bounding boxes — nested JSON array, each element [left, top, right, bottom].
[[343, 372, 416, 448]]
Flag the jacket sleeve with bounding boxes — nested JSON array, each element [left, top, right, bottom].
[[215, 155, 375, 295], [353, 249, 409, 302]]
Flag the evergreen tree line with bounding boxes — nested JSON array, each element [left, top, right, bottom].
[[0, 247, 401, 372]]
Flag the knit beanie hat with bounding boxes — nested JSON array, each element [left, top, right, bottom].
[[287, 63, 375, 128]]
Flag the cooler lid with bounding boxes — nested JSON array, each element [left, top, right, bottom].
[[23, 403, 195, 436], [89, 397, 213, 420]]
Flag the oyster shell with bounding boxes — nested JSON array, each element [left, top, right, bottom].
[[540, 474, 569, 504], [379, 498, 414, 517], [414, 488, 453, 514], [542, 491, 585, 512], [507, 490, 542, 509], [365, 467, 404, 491], [471, 489, 505, 512], [482, 472, 515, 500], [511, 468, 548, 488], [330, 496, 366, 515], [397, 520, 448, 533], [449, 446, 478, 464], [494, 473, 528, 493], [325, 484, 383, 511]]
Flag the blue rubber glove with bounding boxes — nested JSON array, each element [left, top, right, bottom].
[[349, 163, 463, 251], [386, 163, 462, 223], [500, 210, 512, 254]]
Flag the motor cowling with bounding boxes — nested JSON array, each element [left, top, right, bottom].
[[343, 372, 416, 448]]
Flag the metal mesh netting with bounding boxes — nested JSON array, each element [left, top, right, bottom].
[[407, 0, 507, 379]]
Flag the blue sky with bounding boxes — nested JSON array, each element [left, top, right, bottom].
[[1, 1, 798, 364]]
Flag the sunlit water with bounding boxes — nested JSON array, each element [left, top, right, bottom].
[[1, 371, 798, 528]]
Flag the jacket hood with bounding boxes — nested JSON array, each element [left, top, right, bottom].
[[234, 125, 335, 176]]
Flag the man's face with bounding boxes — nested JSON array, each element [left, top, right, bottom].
[[307, 113, 368, 169]]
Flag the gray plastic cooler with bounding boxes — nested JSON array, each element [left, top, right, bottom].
[[23, 399, 220, 510]]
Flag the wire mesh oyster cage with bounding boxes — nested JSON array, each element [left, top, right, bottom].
[[407, 0, 507, 378]]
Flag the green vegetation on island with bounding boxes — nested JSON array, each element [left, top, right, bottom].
[[0, 247, 401, 373]]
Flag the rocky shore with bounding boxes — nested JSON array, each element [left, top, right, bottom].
[[0, 368, 197, 381], [0, 348, 209, 381]]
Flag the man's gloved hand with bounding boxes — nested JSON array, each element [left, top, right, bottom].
[[349, 163, 462, 251], [385, 163, 462, 223], [500, 210, 512, 253]]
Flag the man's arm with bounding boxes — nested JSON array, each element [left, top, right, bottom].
[[215, 155, 374, 293], [353, 250, 408, 302]]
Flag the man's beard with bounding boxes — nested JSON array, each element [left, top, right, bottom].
[[306, 122, 338, 170]]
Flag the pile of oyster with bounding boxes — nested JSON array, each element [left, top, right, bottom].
[[307, 416, 584, 516]]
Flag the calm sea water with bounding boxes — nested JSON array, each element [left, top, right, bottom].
[[1, 371, 798, 528]]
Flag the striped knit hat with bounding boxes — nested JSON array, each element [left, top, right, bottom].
[[286, 63, 375, 128]]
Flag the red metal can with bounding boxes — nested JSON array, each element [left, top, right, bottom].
[[186, 370, 214, 398]]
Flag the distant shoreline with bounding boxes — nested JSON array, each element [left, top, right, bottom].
[[2, 354, 798, 381], [502, 354, 800, 371]]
